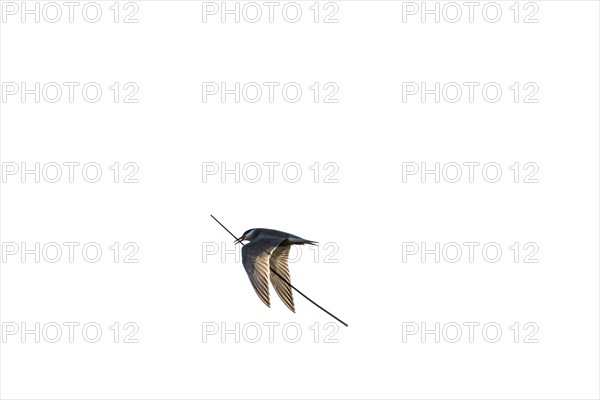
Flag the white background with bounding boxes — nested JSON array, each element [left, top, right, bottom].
[[1, 1, 599, 399]]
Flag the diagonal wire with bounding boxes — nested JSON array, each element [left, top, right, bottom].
[[211, 214, 348, 327]]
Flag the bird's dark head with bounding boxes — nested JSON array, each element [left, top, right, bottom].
[[235, 228, 258, 244]]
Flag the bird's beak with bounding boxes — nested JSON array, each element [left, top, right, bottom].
[[234, 236, 246, 245]]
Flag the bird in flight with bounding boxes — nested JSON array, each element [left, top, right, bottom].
[[234, 228, 317, 312], [211, 215, 347, 326]]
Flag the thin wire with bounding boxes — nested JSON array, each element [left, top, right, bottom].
[[211, 214, 349, 327]]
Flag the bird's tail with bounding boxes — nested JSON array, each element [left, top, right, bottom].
[[289, 237, 318, 246]]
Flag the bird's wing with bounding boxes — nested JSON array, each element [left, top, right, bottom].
[[269, 245, 295, 312], [241, 237, 285, 308]]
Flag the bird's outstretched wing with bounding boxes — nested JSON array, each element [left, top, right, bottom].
[[241, 237, 285, 308], [269, 245, 295, 312]]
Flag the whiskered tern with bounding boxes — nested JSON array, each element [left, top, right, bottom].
[[211, 215, 348, 327]]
